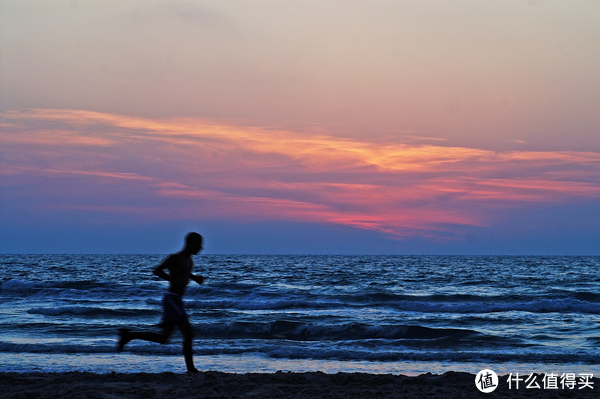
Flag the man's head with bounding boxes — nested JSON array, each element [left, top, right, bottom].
[[184, 232, 203, 255]]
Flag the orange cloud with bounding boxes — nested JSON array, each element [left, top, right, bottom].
[[1, 109, 599, 240]]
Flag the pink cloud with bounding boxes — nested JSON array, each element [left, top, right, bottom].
[[1, 109, 599, 240]]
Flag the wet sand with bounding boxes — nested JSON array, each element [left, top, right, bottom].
[[1, 371, 597, 398]]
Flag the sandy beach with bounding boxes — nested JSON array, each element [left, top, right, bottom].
[[1, 371, 597, 398]]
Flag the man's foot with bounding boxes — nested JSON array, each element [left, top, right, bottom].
[[117, 328, 129, 353], [187, 368, 200, 374]]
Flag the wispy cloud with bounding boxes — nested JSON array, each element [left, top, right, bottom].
[[2, 109, 599, 240]]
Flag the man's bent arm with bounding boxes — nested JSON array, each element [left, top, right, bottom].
[[190, 273, 204, 285], [153, 257, 174, 282]]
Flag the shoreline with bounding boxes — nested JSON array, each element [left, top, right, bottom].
[[1, 371, 597, 398]]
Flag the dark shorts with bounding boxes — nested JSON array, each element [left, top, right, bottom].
[[160, 292, 189, 327]]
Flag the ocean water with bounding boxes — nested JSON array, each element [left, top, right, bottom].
[[1, 255, 598, 376]]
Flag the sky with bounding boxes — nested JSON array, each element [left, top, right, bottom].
[[1, 0, 599, 254]]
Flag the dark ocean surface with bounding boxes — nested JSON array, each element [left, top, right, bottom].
[[1, 255, 598, 375]]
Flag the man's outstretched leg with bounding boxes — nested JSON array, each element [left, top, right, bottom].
[[118, 325, 174, 353], [177, 320, 198, 373]]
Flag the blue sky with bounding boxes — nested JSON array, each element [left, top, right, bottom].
[[1, 1, 599, 254]]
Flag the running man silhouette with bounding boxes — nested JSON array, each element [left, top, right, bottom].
[[118, 232, 205, 373]]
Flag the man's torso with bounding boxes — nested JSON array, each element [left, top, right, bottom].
[[165, 253, 193, 296]]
